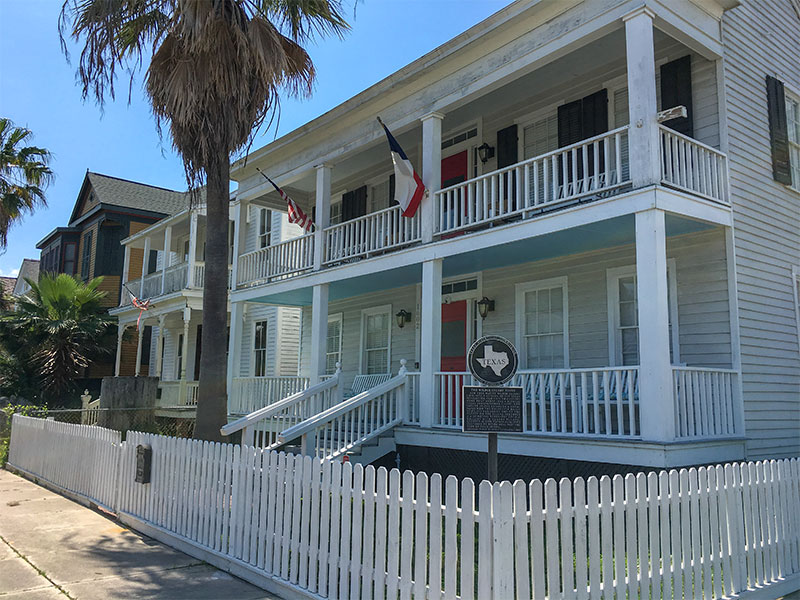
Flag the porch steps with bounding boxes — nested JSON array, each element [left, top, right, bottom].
[[279, 429, 397, 466]]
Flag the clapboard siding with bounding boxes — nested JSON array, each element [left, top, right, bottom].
[[292, 229, 731, 387], [722, 0, 800, 459]]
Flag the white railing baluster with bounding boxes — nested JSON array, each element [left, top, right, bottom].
[[672, 366, 740, 438], [659, 126, 729, 205]]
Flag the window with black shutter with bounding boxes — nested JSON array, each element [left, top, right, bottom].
[[341, 185, 367, 221], [766, 75, 793, 185], [496, 125, 518, 204], [80, 231, 92, 280], [557, 89, 608, 186], [660, 55, 694, 137], [147, 249, 158, 275]]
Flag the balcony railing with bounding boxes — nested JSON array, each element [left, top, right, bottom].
[[163, 263, 188, 294], [434, 366, 640, 437], [660, 125, 729, 204], [157, 380, 198, 407], [324, 203, 422, 265], [673, 366, 740, 438], [435, 127, 629, 235], [237, 233, 314, 287]]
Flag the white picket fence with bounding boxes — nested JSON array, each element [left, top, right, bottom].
[[7, 414, 800, 600]]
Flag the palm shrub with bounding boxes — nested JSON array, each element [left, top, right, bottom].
[[1, 274, 115, 403], [0, 117, 53, 249], [60, 0, 351, 440]]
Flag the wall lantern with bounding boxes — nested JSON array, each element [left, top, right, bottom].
[[395, 309, 412, 328], [477, 297, 495, 319], [477, 143, 495, 164]]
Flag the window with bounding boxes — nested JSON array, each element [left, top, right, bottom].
[[258, 209, 272, 249], [80, 231, 92, 280], [786, 91, 800, 190], [253, 320, 269, 377], [607, 262, 680, 366], [369, 178, 392, 213], [361, 305, 391, 374], [326, 314, 343, 375], [176, 333, 184, 379], [329, 200, 342, 225], [793, 267, 800, 355], [516, 277, 569, 369]]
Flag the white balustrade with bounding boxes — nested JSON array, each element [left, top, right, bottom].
[[157, 381, 181, 407], [184, 382, 199, 406], [673, 366, 740, 438], [660, 125, 729, 204], [324, 204, 422, 265], [163, 262, 188, 294], [141, 272, 162, 299], [434, 367, 640, 437], [221, 370, 342, 450], [229, 376, 311, 415], [435, 127, 629, 235], [237, 233, 314, 287]]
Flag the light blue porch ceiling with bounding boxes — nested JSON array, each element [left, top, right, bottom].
[[248, 213, 714, 306]]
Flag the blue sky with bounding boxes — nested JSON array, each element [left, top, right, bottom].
[[0, 0, 507, 277]]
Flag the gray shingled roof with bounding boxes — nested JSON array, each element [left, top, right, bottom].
[[86, 172, 189, 216], [0, 277, 15, 298]]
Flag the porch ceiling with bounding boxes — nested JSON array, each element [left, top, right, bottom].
[[247, 213, 713, 307]]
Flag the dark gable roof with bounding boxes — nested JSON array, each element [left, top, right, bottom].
[[1, 277, 15, 298], [69, 172, 189, 223]]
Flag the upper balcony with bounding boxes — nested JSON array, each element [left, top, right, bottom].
[[114, 203, 234, 312], [231, 0, 734, 295]]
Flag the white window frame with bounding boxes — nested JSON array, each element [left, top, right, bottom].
[[251, 319, 270, 377], [785, 87, 800, 192], [258, 208, 272, 249], [359, 304, 392, 375], [326, 313, 343, 375], [175, 333, 184, 380], [606, 260, 680, 366], [515, 276, 570, 369], [792, 266, 800, 355]]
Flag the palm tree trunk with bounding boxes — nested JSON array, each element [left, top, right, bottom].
[[194, 154, 230, 442]]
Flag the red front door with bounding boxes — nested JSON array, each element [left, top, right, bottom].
[[440, 300, 467, 422]]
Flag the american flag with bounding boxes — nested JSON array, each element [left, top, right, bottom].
[[257, 169, 314, 233]]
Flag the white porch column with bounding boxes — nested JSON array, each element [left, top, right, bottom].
[[161, 225, 172, 294], [725, 227, 746, 434], [230, 200, 248, 290], [135, 324, 145, 377], [624, 8, 661, 188], [227, 300, 246, 402], [314, 164, 332, 271], [310, 284, 330, 383], [179, 307, 191, 404], [122, 245, 131, 287], [155, 315, 166, 378], [140, 236, 151, 297], [419, 258, 442, 428], [114, 324, 126, 376], [186, 212, 198, 288], [420, 113, 444, 243], [635, 209, 675, 442]]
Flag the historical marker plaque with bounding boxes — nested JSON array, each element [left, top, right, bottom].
[[462, 386, 523, 433], [135, 444, 152, 484], [467, 335, 519, 386]]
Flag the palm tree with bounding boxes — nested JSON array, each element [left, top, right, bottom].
[[60, 0, 350, 441], [0, 118, 53, 249], [1, 274, 115, 403]]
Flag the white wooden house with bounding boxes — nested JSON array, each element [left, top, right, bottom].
[[224, 0, 800, 470], [110, 199, 302, 413]]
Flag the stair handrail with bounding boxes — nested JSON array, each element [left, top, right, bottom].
[[278, 360, 409, 459], [220, 364, 341, 441]]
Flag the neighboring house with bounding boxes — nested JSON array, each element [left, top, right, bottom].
[[0, 276, 16, 309], [225, 0, 799, 474], [37, 171, 188, 381], [9, 259, 39, 309], [109, 196, 302, 414]]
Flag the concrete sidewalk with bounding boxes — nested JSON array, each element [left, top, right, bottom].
[[0, 468, 279, 599]]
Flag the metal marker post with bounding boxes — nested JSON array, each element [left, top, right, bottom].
[[488, 432, 498, 483]]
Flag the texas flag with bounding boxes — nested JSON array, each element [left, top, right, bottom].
[[379, 118, 425, 217]]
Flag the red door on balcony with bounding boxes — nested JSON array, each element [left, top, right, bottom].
[[441, 300, 467, 422], [441, 151, 469, 236]]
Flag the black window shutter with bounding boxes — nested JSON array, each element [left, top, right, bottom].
[[558, 99, 583, 147], [766, 75, 792, 185], [389, 174, 396, 204], [581, 89, 608, 138], [660, 56, 694, 137], [341, 190, 356, 221], [147, 249, 158, 274], [496, 125, 518, 168], [353, 185, 367, 217]]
